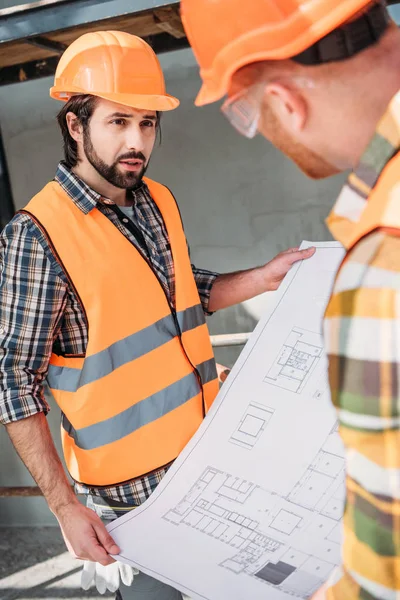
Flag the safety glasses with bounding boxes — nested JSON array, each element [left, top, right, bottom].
[[221, 83, 265, 139]]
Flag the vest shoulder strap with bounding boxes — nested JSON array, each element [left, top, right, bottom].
[[144, 177, 184, 224]]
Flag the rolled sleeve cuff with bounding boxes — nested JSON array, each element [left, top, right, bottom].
[[0, 390, 50, 425], [191, 267, 219, 316]]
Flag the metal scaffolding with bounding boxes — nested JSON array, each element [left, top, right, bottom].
[[0, 0, 180, 44]]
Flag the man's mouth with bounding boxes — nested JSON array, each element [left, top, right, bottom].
[[119, 159, 144, 172]]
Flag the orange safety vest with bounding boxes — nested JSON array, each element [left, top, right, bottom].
[[22, 178, 219, 486]]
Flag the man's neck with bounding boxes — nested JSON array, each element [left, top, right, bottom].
[[72, 162, 132, 206]]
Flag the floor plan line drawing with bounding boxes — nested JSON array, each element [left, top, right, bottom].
[[163, 423, 344, 598], [264, 327, 323, 394], [325, 522, 342, 545], [229, 403, 275, 450], [284, 432, 345, 533], [106, 243, 348, 600], [270, 510, 304, 535]]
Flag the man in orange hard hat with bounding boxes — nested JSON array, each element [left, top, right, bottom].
[[0, 30, 314, 600], [181, 0, 400, 598]]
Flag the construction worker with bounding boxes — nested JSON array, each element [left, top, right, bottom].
[[181, 0, 400, 598], [0, 31, 314, 600]]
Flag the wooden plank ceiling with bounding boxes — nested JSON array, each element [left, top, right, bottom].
[[0, 5, 185, 68]]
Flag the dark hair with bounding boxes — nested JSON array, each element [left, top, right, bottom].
[[57, 95, 162, 168], [156, 112, 162, 146], [57, 95, 98, 168]]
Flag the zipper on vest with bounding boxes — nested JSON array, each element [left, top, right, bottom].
[[114, 209, 206, 418]]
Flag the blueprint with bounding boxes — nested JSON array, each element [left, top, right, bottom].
[[265, 327, 323, 394], [108, 241, 346, 600]]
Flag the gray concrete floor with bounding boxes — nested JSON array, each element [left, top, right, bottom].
[[0, 528, 112, 600]]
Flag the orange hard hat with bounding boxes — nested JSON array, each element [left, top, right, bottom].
[[50, 30, 179, 111], [181, 0, 378, 106]]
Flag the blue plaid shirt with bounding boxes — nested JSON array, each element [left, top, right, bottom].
[[0, 162, 218, 506]]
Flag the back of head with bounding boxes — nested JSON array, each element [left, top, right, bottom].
[[181, 0, 386, 106]]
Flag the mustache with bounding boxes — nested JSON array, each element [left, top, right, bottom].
[[117, 151, 147, 163]]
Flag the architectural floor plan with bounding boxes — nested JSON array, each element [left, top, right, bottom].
[[164, 420, 344, 598], [109, 242, 346, 600], [230, 402, 275, 449], [265, 327, 323, 394]]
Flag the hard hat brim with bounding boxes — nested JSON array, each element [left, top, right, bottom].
[[190, 0, 376, 107], [195, 83, 220, 107], [50, 87, 180, 111]]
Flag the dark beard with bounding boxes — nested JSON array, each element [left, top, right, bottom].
[[83, 129, 148, 190]]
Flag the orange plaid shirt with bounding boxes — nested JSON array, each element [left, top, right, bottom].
[[325, 92, 400, 599]]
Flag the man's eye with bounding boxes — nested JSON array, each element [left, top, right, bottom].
[[142, 120, 155, 128], [111, 119, 125, 126]]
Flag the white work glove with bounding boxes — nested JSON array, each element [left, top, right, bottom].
[[81, 559, 139, 594]]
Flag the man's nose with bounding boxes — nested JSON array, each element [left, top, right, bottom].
[[126, 126, 145, 154]]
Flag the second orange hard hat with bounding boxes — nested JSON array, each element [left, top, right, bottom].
[[181, 0, 377, 107], [50, 30, 179, 111]]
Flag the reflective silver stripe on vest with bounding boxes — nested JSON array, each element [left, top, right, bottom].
[[48, 304, 206, 392], [176, 304, 204, 332], [62, 357, 217, 450], [196, 356, 218, 384]]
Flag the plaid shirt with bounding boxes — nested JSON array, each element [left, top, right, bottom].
[[324, 92, 400, 599], [0, 162, 218, 506]]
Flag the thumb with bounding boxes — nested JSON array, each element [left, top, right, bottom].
[[300, 246, 316, 257], [288, 246, 315, 264], [95, 523, 120, 556]]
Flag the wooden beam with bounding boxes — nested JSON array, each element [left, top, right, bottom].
[[0, 486, 74, 497], [26, 36, 67, 54], [0, 486, 44, 497], [0, 0, 180, 45], [0, 32, 189, 86], [0, 55, 60, 85], [153, 6, 186, 39], [0, 10, 178, 69]]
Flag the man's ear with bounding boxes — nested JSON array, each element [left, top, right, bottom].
[[66, 112, 83, 143], [263, 81, 307, 133]]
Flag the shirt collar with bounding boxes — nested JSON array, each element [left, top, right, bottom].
[[55, 161, 146, 215], [327, 91, 400, 249]]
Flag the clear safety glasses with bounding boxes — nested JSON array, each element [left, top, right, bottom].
[[221, 83, 265, 139]]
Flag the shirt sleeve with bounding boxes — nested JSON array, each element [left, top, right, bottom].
[[0, 216, 67, 425], [191, 264, 219, 315], [325, 231, 400, 600]]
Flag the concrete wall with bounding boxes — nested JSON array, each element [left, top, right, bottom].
[[0, 48, 346, 525]]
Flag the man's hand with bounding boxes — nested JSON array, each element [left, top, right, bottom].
[[55, 500, 120, 566], [208, 245, 315, 312], [6, 414, 119, 566], [260, 246, 316, 291], [216, 363, 231, 384]]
